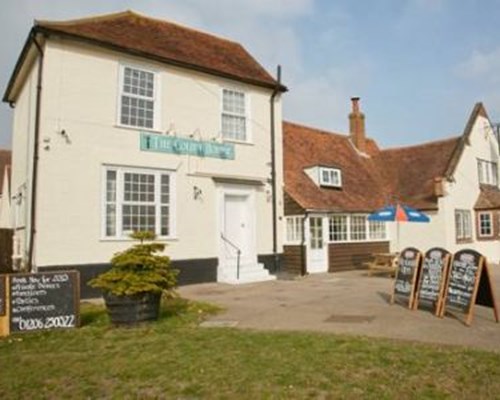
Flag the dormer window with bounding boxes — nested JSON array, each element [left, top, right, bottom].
[[319, 167, 342, 188]]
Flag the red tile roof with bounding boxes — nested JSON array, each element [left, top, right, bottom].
[[474, 185, 500, 210], [283, 121, 461, 212], [377, 137, 460, 210], [33, 11, 282, 91], [283, 121, 390, 212]]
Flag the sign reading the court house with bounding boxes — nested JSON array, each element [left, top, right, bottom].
[[140, 132, 235, 160]]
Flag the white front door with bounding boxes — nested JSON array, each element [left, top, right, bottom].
[[219, 188, 256, 279], [307, 216, 328, 273]]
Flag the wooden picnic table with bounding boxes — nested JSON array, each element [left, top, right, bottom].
[[364, 252, 399, 276]]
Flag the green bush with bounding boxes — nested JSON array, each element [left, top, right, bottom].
[[89, 231, 178, 296]]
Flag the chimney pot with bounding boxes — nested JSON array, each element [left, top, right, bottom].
[[351, 97, 360, 113]]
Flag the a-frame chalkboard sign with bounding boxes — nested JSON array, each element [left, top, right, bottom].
[[440, 249, 499, 326], [413, 248, 451, 315], [391, 247, 422, 309]]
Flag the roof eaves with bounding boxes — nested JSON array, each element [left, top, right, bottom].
[[444, 102, 489, 179], [35, 25, 287, 93], [2, 27, 38, 103]]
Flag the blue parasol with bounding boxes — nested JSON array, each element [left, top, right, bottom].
[[368, 204, 430, 251]]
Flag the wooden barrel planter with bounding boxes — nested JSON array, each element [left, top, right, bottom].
[[103, 292, 162, 325]]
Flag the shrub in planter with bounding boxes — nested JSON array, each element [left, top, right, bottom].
[[89, 231, 178, 325]]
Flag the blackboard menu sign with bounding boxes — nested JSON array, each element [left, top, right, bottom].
[[9, 271, 80, 333], [414, 248, 450, 315], [0, 275, 5, 316], [391, 247, 422, 309], [441, 249, 499, 326]]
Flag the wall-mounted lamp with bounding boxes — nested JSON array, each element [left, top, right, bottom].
[[189, 128, 202, 140], [193, 186, 203, 200], [59, 128, 71, 144], [166, 123, 176, 136]]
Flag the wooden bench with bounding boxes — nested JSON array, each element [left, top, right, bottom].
[[364, 253, 398, 277]]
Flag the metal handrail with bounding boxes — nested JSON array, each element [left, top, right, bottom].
[[220, 232, 241, 280]]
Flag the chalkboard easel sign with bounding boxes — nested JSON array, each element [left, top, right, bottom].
[[413, 248, 451, 316], [8, 271, 80, 333], [0, 275, 5, 316], [391, 247, 422, 309], [440, 249, 499, 326]]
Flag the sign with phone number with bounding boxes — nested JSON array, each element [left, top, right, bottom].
[[8, 271, 80, 333]]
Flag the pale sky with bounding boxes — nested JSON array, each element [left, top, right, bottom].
[[2, 0, 500, 149]]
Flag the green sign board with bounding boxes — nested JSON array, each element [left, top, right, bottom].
[[140, 133, 235, 160]]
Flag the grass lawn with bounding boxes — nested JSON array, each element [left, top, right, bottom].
[[1, 299, 499, 399]]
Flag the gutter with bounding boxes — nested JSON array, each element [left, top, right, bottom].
[[270, 66, 282, 273], [27, 31, 44, 271]]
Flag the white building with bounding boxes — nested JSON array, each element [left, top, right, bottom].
[[282, 100, 499, 276], [394, 103, 500, 262], [3, 11, 286, 296]]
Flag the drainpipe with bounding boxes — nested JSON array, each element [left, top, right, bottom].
[[28, 30, 44, 272], [270, 66, 281, 273], [300, 212, 309, 276]]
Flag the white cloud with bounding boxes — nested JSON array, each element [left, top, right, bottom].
[[454, 47, 500, 83]]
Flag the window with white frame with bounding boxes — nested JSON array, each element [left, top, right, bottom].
[[350, 215, 367, 241], [221, 89, 247, 141], [478, 212, 493, 237], [319, 167, 342, 188], [455, 209, 472, 240], [328, 214, 387, 242], [369, 220, 387, 240], [329, 215, 348, 241], [285, 216, 303, 244], [119, 66, 157, 129], [104, 166, 174, 238], [477, 159, 498, 186]]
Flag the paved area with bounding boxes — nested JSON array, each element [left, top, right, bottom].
[[178, 267, 500, 351]]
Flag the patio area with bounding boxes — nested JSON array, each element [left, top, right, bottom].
[[178, 266, 500, 351]]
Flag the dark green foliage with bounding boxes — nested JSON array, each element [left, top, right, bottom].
[[89, 232, 178, 296]]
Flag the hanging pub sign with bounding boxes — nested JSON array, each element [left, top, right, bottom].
[[391, 247, 422, 309], [1, 271, 81, 335], [440, 249, 499, 326], [140, 132, 235, 160], [413, 247, 451, 315]]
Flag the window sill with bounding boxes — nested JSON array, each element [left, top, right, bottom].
[[115, 124, 163, 134], [477, 235, 496, 241], [329, 239, 390, 244], [100, 236, 178, 242], [223, 139, 254, 146], [456, 238, 473, 244]]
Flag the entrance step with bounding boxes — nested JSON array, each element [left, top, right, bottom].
[[218, 263, 276, 284]]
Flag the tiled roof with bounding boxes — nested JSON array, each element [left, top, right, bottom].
[[35, 10, 282, 90], [0, 149, 11, 193], [474, 185, 500, 210], [283, 121, 390, 212], [283, 121, 460, 212], [377, 137, 460, 210], [444, 102, 489, 179]]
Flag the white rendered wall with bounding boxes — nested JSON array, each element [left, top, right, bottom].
[[394, 115, 499, 262], [443, 115, 499, 262], [10, 57, 39, 265], [14, 37, 283, 267], [388, 210, 446, 254]]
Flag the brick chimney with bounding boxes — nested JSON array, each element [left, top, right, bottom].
[[349, 97, 366, 153]]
